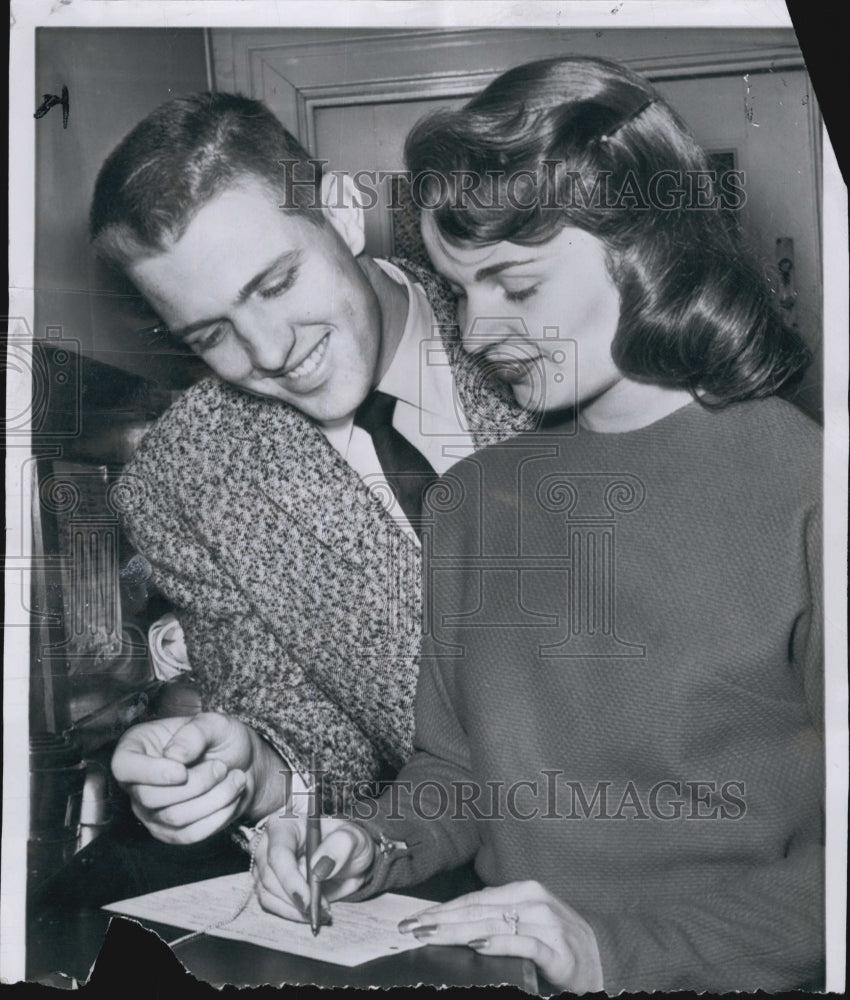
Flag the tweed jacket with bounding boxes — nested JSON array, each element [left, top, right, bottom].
[[119, 259, 532, 798]]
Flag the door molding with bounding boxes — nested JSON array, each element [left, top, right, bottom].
[[210, 28, 805, 149]]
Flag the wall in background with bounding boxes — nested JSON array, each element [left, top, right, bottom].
[[35, 28, 209, 387]]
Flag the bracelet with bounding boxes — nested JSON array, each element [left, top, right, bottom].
[[233, 809, 276, 854], [374, 830, 409, 856], [169, 821, 268, 949]]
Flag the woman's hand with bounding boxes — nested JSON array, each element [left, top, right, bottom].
[[254, 811, 375, 921], [397, 880, 604, 994]]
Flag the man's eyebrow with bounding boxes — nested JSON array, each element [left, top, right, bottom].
[[236, 250, 301, 303], [474, 258, 539, 282]]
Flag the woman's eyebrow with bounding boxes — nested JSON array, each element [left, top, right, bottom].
[[474, 258, 540, 282], [236, 250, 301, 303]]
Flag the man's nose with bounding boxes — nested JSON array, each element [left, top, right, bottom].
[[241, 318, 293, 374]]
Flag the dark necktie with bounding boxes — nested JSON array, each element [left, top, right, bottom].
[[353, 389, 438, 536]]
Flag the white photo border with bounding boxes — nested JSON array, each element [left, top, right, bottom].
[[5, 1, 847, 990]]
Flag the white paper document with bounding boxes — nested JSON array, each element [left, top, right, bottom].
[[104, 874, 430, 966]]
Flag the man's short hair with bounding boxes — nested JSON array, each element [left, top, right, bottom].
[[90, 92, 323, 268]]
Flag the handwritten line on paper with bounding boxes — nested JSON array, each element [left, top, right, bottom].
[[104, 873, 430, 967]]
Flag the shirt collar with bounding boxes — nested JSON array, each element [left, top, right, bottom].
[[320, 258, 446, 458], [373, 258, 445, 418]]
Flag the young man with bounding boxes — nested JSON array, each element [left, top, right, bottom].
[[92, 93, 531, 847]]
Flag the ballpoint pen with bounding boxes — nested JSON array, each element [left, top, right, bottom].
[[305, 753, 323, 936]]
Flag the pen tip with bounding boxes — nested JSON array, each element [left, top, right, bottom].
[[311, 927, 319, 937]]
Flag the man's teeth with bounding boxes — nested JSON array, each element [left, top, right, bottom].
[[286, 335, 329, 380]]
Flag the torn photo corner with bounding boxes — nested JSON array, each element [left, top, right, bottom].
[[5, 0, 847, 994]]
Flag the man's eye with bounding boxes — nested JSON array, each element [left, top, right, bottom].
[[193, 324, 229, 352], [259, 267, 298, 299], [504, 284, 539, 304]]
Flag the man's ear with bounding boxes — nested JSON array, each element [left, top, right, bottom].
[[320, 172, 366, 257]]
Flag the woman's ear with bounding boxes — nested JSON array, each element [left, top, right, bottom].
[[320, 172, 366, 257]]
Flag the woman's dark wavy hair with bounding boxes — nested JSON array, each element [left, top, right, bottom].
[[90, 92, 323, 268], [405, 56, 810, 406]]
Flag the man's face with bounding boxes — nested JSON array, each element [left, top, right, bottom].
[[128, 177, 383, 426]]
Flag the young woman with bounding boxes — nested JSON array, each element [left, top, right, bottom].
[[252, 57, 824, 994]]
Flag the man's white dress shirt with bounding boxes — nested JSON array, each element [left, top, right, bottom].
[[321, 258, 479, 543]]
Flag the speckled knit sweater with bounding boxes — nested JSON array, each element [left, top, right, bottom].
[[117, 260, 532, 799]]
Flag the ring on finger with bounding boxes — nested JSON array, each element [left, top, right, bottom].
[[502, 909, 520, 935]]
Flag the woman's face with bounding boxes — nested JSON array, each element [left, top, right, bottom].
[[421, 212, 623, 415]]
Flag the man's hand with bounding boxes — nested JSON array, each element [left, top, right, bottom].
[[397, 881, 604, 994], [111, 712, 291, 844], [254, 811, 375, 920]]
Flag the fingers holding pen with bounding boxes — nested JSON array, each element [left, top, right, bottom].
[[254, 812, 335, 925], [255, 845, 309, 922], [258, 811, 312, 917], [255, 814, 376, 918], [255, 859, 332, 926], [307, 821, 375, 900]]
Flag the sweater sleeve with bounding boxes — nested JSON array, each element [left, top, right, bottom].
[[349, 648, 482, 897], [120, 469, 386, 810], [589, 500, 825, 994]]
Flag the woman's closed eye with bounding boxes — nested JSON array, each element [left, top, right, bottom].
[[504, 284, 539, 303]]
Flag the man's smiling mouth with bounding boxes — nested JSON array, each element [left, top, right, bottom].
[[283, 332, 331, 383]]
